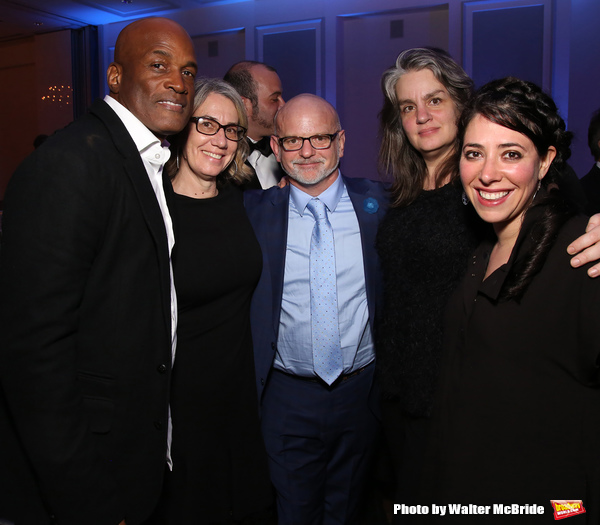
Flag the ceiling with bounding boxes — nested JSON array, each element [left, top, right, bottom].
[[0, 0, 223, 42]]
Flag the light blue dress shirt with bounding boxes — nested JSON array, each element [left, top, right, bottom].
[[274, 173, 375, 376]]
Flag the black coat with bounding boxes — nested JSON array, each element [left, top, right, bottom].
[[580, 163, 600, 215], [0, 99, 173, 525]]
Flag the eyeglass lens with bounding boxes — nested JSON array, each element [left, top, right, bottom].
[[193, 117, 246, 141], [280, 133, 337, 151]]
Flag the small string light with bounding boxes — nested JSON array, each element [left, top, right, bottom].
[[41, 85, 73, 107]]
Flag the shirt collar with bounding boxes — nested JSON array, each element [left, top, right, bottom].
[[104, 95, 169, 154], [289, 170, 344, 217]]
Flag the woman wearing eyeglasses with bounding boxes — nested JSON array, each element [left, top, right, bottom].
[[152, 78, 274, 524]]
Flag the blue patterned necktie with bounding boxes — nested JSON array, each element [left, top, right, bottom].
[[306, 198, 343, 385]]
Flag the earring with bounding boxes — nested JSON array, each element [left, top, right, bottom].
[[176, 153, 180, 170], [462, 191, 469, 206], [233, 160, 238, 173], [532, 180, 541, 201]]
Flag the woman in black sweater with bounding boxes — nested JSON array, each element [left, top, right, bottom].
[[375, 48, 482, 507]]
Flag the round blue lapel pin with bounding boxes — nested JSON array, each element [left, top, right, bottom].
[[363, 197, 379, 214]]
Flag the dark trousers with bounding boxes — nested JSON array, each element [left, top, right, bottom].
[[261, 364, 379, 525]]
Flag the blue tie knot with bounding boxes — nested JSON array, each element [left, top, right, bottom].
[[306, 198, 327, 222]]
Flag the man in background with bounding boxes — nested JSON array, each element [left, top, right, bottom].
[[224, 60, 285, 189], [0, 17, 197, 525], [580, 108, 600, 215], [245, 94, 387, 524]]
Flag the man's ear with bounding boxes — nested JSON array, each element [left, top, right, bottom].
[[337, 129, 346, 159], [107, 63, 122, 95], [241, 96, 253, 120]]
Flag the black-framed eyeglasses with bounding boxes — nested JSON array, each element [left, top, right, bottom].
[[276, 132, 340, 152], [190, 116, 247, 142]]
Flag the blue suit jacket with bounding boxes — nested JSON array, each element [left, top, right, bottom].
[[244, 175, 388, 402]]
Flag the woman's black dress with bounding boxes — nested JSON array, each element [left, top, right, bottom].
[[159, 183, 273, 524]]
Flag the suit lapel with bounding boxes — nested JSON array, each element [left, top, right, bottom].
[[90, 99, 172, 333], [344, 176, 384, 325], [267, 186, 290, 336]]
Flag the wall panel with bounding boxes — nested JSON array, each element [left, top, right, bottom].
[[256, 20, 323, 100], [464, 0, 552, 90], [191, 28, 246, 79], [337, 6, 449, 180]]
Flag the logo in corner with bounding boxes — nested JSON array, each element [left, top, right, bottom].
[[550, 500, 586, 520]]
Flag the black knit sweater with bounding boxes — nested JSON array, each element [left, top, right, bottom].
[[375, 180, 485, 417]]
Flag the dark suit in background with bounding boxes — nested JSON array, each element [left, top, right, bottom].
[[582, 108, 600, 215], [581, 164, 600, 215]]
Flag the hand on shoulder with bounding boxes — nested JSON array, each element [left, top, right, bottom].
[[568, 213, 600, 277]]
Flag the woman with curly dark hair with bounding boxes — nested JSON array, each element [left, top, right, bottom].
[[425, 77, 600, 521]]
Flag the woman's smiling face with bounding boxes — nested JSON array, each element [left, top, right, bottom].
[[460, 114, 555, 239], [183, 93, 239, 180]]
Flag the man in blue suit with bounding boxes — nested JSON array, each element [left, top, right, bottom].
[[244, 94, 387, 524]]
